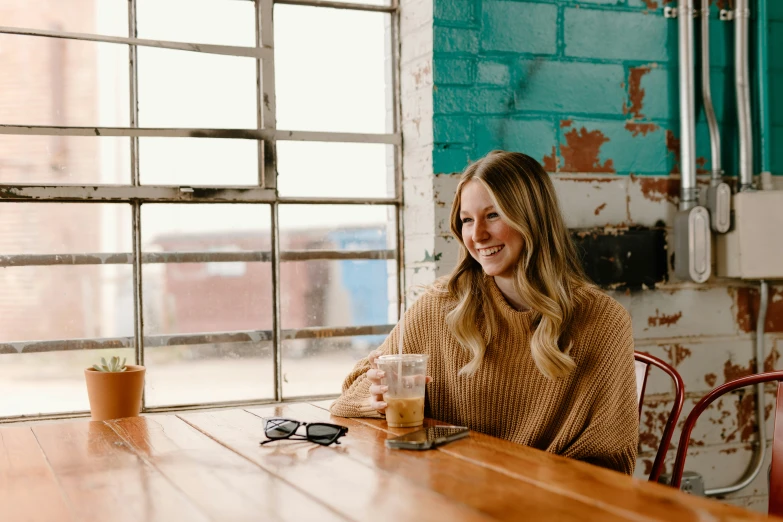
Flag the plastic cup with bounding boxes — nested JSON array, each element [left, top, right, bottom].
[[376, 353, 429, 428]]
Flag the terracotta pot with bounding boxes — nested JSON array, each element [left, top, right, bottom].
[[84, 365, 145, 421]]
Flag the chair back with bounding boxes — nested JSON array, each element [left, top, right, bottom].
[[670, 371, 783, 517], [634, 352, 685, 482]]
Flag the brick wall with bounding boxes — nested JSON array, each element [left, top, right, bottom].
[[401, 0, 783, 511]]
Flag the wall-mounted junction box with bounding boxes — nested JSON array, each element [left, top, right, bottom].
[[716, 191, 783, 279]]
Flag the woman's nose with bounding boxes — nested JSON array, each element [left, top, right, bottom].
[[472, 221, 489, 242]]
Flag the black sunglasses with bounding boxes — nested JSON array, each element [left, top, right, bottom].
[[260, 417, 348, 446]]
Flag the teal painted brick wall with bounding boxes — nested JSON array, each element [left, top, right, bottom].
[[432, 0, 783, 177]]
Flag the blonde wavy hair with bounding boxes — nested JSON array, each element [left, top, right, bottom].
[[444, 150, 589, 380]]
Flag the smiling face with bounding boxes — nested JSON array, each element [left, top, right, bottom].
[[458, 179, 524, 279]]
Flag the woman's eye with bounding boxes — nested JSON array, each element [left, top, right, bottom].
[[461, 217, 473, 224], [487, 212, 499, 219]]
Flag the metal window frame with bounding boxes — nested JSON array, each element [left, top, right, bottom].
[[0, 0, 402, 420]]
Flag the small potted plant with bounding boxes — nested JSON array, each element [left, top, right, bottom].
[[84, 356, 145, 421]]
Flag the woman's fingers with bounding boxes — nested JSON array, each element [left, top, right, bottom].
[[366, 368, 385, 382], [367, 349, 383, 369], [369, 384, 388, 396], [370, 398, 387, 412]]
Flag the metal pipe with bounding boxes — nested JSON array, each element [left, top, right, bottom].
[[736, 0, 754, 191], [678, 0, 698, 210], [706, 281, 769, 496], [701, 0, 722, 183], [757, 0, 772, 184]]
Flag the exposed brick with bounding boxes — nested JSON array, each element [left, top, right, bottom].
[[480, 1, 557, 55], [433, 57, 475, 85], [434, 86, 514, 115], [433, 26, 479, 54], [476, 61, 509, 86], [564, 8, 671, 62], [433, 115, 472, 144], [434, 0, 476, 25], [513, 60, 626, 115], [433, 146, 471, 175], [473, 118, 556, 165], [627, 0, 662, 9]]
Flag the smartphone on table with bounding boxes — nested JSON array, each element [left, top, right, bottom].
[[385, 426, 469, 450]]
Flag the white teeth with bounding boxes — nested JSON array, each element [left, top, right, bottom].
[[479, 246, 503, 256]]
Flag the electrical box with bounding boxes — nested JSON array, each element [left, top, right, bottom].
[[716, 191, 783, 279]]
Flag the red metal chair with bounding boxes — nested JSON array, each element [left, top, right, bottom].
[[635, 351, 685, 482], [670, 371, 783, 517]]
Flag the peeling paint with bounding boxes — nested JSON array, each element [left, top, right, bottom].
[[624, 66, 652, 119], [642, 459, 654, 476], [666, 130, 709, 174], [720, 447, 738, 455], [731, 286, 783, 333], [559, 126, 615, 173], [634, 175, 679, 205], [724, 393, 757, 443], [594, 203, 607, 216], [647, 309, 682, 327], [542, 146, 558, 172], [724, 358, 753, 383], [705, 373, 717, 387], [560, 119, 572, 129], [624, 122, 660, 137], [412, 63, 432, 88], [662, 344, 691, 365]]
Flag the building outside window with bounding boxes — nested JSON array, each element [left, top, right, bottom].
[[0, 0, 401, 420]]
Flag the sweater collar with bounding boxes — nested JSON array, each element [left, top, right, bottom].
[[486, 275, 534, 321]]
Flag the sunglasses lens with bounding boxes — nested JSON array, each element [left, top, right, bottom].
[[307, 424, 341, 445], [266, 419, 299, 439]]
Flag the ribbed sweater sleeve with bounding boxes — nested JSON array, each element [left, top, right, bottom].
[[558, 303, 639, 474]]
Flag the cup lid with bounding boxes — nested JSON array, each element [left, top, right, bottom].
[[377, 353, 429, 362]]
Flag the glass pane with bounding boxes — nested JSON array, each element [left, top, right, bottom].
[[275, 5, 392, 133], [137, 47, 256, 129], [0, 264, 133, 343], [139, 137, 258, 186], [144, 341, 273, 407], [277, 142, 395, 198], [1, 2, 128, 37], [282, 335, 385, 398], [137, 0, 255, 46], [0, 135, 130, 184], [0, 348, 134, 417], [0, 202, 132, 254], [0, 35, 130, 127], [280, 259, 395, 329], [279, 205, 397, 330], [141, 204, 272, 406], [279, 203, 396, 233]]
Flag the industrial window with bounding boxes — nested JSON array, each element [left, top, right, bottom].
[[0, 0, 400, 420]]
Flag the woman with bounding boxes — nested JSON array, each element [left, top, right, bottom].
[[330, 151, 638, 474]]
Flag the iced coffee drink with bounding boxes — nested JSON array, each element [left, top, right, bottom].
[[384, 396, 425, 428], [376, 354, 429, 428]]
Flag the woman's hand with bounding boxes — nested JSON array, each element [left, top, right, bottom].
[[366, 349, 433, 415], [366, 349, 388, 414]]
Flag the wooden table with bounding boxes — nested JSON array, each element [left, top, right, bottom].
[[0, 401, 775, 521]]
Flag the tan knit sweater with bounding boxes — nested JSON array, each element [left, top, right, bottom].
[[330, 277, 639, 475]]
